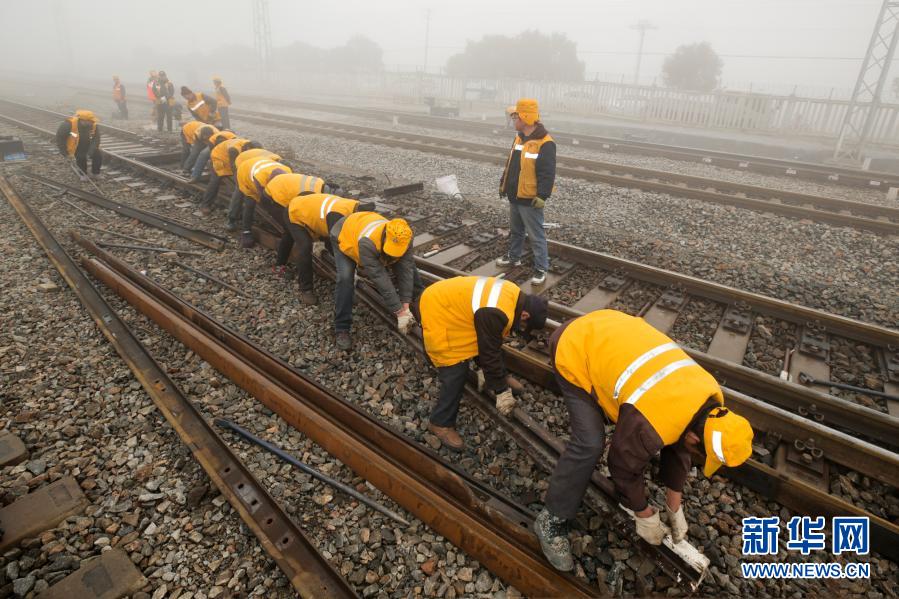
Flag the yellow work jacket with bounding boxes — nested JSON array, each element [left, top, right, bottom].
[[336, 211, 391, 264], [207, 130, 234, 148], [181, 121, 205, 144], [215, 85, 230, 107], [188, 93, 220, 124], [287, 193, 359, 239], [420, 276, 520, 368], [65, 115, 98, 156], [234, 148, 279, 171], [112, 82, 124, 102], [554, 310, 724, 445], [211, 138, 250, 177], [264, 174, 326, 207], [500, 133, 554, 199], [237, 158, 291, 201]]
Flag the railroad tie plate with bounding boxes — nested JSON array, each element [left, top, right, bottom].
[[598, 271, 628, 291], [38, 549, 147, 599], [548, 258, 575, 274], [0, 477, 87, 552]]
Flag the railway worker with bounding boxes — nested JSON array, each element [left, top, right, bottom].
[[198, 136, 259, 216], [213, 77, 232, 130], [234, 153, 292, 248], [260, 173, 333, 272], [180, 86, 221, 127], [279, 192, 369, 305], [112, 75, 128, 119], [153, 71, 175, 132], [226, 147, 282, 232], [416, 276, 549, 450], [146, 70, 158, 120], [496, 98, 556, 287], [330, 211, 421, 350], [56, 110, 102, 181], [532, 309, 754, 572], [180, 122, 217, 177]]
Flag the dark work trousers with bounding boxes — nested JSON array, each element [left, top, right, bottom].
[[430, 361, 470, 427], [226, 187, 244, 227], [183, 141, 205, 172], [116, 100, 128, 119], [283, 212, 342, 291], [180, 137, 191, 169], [332, 245, 357, 332], [156, 103, 173, 132], [219, 106, 231, 130], [240, 197, 257, 232], [199, 171, 223, 209], [544, 375, 607, 520], [75, 147, 102, 175]]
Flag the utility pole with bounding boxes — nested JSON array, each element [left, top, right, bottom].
[[630, 20, 656, 86], [252, 0, 273, 82], [423, 9, 431, 73], [833, 0, 899, 165]]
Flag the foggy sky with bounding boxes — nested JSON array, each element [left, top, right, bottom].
[[0, 0, 887, 96]]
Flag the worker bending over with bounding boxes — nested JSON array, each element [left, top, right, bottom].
[[533, 309, 753, 572], [181, 86, 220, 126], [416, 276, 548, 450], [198, 134, 254, 215], [330, 211, 421, 350], [180, 122, 218, 179], [56, 110, 101, 181], [235, 154, 292, 247], [226, 147, 281, 232]]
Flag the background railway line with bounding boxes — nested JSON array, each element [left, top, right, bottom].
[[0, 95, 897, 597]]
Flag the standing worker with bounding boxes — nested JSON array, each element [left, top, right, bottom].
[[146, 70, 158, 120], [532, 309, 754, 571], [112, 75, 128, 119], [56, 110, 102, 181], [198, 136, 259, 216], [496, 98, 556, 286], [181, 86, 220, 126], [416, 276, 548, 450], [153, 71, 175, 132], [213, 77, 232, 130], [330, 211, 420, 350]]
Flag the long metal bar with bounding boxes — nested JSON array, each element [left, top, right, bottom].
[[76, 241, 600, 598], [0, 175, 356, 598]]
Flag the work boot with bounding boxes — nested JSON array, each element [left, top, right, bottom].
[[240, 231, 255, 248], [495, 255, 522, 267], [335, 331, 352, 351], [298, 291, 317, 306], [198, 206, 212, 217], [533, 508, 574, 572], [427, 422, 463, 452], [531, 270, 546, 286], [187, 176, 200, 184], [225, 219, 238, 232]]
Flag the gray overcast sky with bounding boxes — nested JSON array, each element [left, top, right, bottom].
[[0, 0, 887, 96]]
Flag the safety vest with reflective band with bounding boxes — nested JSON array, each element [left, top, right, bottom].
[[112, 83, 124, 102], [188, 93, 220, 124], [264, 174, 326, 207], [420, 276, 521, 368], [554, 310, 724, 445], [500, 133, 554, 199], [287, 193, 359, 239], [65, 117, 98, 156], [182, 121, 205, 144], [215, 85, 230, 108], [237, 158, 291, 201], [336, 211, 391, 265], [211, 138, 251, 177], [234, 148, 279, 171], [208, 130, 235, 148]]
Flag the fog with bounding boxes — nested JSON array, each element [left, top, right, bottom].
[[0, 0, 888, 98]]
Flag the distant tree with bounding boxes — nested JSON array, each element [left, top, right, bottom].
[[662, 42, 722, 92], [446, 31, 584, 81], [275, 36, 383, 74]]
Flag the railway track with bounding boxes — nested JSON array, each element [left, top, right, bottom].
[[1, 100, 897, 578]]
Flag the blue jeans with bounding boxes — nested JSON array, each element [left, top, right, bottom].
[[183, 142, 203, 172], [332, 246, 357, 332], [190, 147, 211, 179], [200, 171, 221, 208], [507, 201, 549, 271]]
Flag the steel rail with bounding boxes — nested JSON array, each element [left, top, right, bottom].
[[228, 108, 899, 235], [75, 240, 602, 598], [0, 175, 356, 598]]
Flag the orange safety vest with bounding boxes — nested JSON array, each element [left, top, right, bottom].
[[113, 82, 124, 102], [181, 121, 205, 144], [188, 93, 220, 124], [264, 174, 326, 207], [287, 193, 359, 239], [65, 115, 98, 156], [500, 133, 554, 199], [554, 310, 724, 444], [236, 157, 291, 201], [208, 130, 235, 147], [234, 148, 279, 171], [215, 84, 230, 108], [211, 138, 251, 177], [420, 276, 521, 368], [336, 211, 391, 264]]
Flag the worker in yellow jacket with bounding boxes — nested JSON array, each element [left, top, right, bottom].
[[234, 154, 292, 247], [213, 77, 231, 129], [226, 149, 281, 232], [416, 276, 548, 450], [55, 110, 101, 181], [330, 211, 421, 350], [198, 135, 259, 215], [533, 309, 753, 572]]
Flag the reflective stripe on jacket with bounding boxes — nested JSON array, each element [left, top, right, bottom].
[[237, 158, 291, 200], [287, 193, 359, 239], [500, 133, 554, 199], [553, 310, 723, 444], [336, 211, 389, 264], [420, 276, 520, 368], [65, 116, 97, 156]]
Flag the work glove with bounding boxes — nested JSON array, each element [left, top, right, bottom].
[[666, 504, 688, 543], [633, 509, 670, 545], [495, 389, 515, 416], [396, 310, 415, 334], [530, 197, 546, 209]]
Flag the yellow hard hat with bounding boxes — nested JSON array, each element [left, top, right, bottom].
[[213, 76, 222, 83], [515, 98, 539, 125], [383, 218, 412, 258], [703, 407, 753, 477]]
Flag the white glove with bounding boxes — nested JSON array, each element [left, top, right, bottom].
[[666, 504, 688, 543], [312, 241, 326, 258], [396, 311, 415, 334], [495, 389, 515, 416], [634, 509, 670, 545]]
